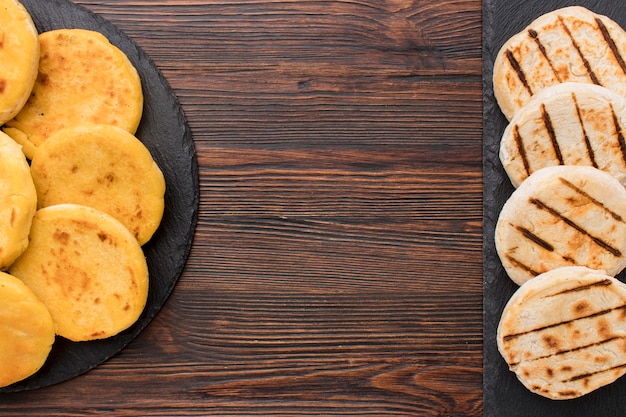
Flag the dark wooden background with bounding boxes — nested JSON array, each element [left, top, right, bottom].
[[0, 0, 483, 415]]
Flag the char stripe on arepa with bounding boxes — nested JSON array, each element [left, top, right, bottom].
[[504, 255, 541, 278], [540, 103, 564, 164], [565, 362, 626, 383], [508, 225, 579, 267], [558, 177, 624, 221], [502, 302, 626, 343], [548, 278, 613, 296], [596, 17, 626, 76], [509, 336, 623, 367], [612, 104, 626, 165], [505, 49, 533, 96], [515, 225, 554, 251], [528, 29, 562, 81], [557, 16, 601, 85], [512, 125, 531, 177], [572, 93, 599, 168], [529, 198, 623, 257]]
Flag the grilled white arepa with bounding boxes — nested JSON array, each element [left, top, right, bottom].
[[500, 82, 626, 187], [494, 6, 626, 120], [495, 165, 626, 285], [498, 267, 626, 400]]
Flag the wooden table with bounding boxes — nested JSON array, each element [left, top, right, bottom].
[[0, 0, 483, 415]]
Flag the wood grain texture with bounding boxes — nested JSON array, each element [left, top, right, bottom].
[[0, 0, 483, 416]]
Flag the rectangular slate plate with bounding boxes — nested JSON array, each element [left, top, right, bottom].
[[483, 1, 626, 416]]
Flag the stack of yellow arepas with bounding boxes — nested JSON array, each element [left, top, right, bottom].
[[492, 6, 626, 400], [0, 0, 165, 388]]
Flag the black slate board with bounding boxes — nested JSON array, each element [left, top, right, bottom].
[[483, 1, 626, 416], [0, 0, 199, 393]]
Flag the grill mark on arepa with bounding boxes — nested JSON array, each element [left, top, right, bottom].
[[571, 93, 598, 168], [529, 198, 623, 257], [513, 125, 531, 177], [510, 223, 579, 266], [505, 254, 541, 277], [565, 362, 626, 383], [541, 104, 564, 164], [558, 16, 601, 85], [528, 29, 562, 82], [515, 225, 554, 251], [546, 279, 613, 297], [502, 304, 626, 342], [558, 177, 624, 222], [509, 335, 623, 367], [596, 17, 626, 76], [610, 103, 626, 166], [505, 49, 533, 96]]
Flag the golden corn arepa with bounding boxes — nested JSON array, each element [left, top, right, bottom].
[[495, 165, 626, 286], [500, 82, 626, 188], [0, 0, 39, 125], [0, 271, 55, 388], [498, 266, 626, 400], [493, 6, 626, 120], [9, 204, 149, 342], [30, 124, 165, 245], [0, 130, 37, 270], [3, 28, 143, 160]]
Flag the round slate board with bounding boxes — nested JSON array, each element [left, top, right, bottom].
[[0, 0, 199, 393]]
